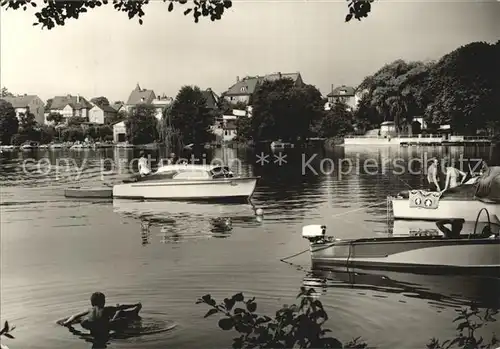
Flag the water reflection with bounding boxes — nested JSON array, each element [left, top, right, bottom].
[[112, 199, 256, 245], [304, 268, 500, 309]]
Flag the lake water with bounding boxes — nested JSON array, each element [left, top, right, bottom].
[[1, 144, 499, 349]]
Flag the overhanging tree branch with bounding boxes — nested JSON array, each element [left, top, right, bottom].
[[0, 0, 375, 29]]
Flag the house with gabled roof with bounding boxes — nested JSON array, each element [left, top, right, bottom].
[[1, 94, 45, 124], [325, 85, 365, 112], [201, 88, 219, 110], [125, 83, 156, 112], [222, 72, 304, 105], [89, 103, 118, 124], [49, 94, 93, 121]]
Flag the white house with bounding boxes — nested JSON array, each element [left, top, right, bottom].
[[152, 95, 173, 120], [380, 121, 396, 136], [1, 95, 45, 124], [49, 94, 93, 122], [212, 115, 238, 142], [89, 104, 118, 124], [113, 121, 127, 143], [325, 85, 367, 112]]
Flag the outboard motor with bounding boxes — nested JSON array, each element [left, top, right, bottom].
[[302, 224, 327, 243]]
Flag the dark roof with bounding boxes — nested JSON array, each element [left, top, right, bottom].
[[93, 104, 118, 113], [126, 83, 156, 105], [327, 85, 356, 97], [50, 95, 93, 110], [2, 95, 42, 108], [224, 76, 261, 96], [201, 89, 219, 109], [224, 72, 302, 96], [111, 103, 124, 111]]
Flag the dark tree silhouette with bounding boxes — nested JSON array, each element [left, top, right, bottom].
[[0, 0, 374, 30]]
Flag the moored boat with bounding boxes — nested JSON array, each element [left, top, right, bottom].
[[270, 140, 294, 151], [112, 164, 259, 201], [20, 141, 39, 150], [389, 177, 500, 223], [301, 222, 500, 274], [64, 186, 113, 198]]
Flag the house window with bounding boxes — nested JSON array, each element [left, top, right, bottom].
[[224, 130, 228, 136], [240, 86, 247, 92]]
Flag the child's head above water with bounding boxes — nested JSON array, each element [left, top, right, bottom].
[[91, 292, 106, 308]]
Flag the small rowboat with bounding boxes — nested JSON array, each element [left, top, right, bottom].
[[64, 186, 113, 199]]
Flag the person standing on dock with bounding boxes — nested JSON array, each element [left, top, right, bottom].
[[427, 158, 441, 192], [442, 159, 467, 192], [138, 151, 152, 177]]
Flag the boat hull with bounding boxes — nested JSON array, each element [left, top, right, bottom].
[[65, 186, 113, 198], [310, 237, 500, 274], [112, 177, 258, 201], [391, 197, 500, 222]]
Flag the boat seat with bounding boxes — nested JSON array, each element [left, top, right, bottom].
[[436, 218, 464, 239]]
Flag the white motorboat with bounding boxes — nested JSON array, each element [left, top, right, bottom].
[[301, 222, 500, 274], [112, 164, 259, 201], [389, 177, 500, 223]]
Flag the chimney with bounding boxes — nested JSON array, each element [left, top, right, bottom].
[[77, 94, 80, 103], [236, 76, 240, 83], [278, 72, 282, 79]]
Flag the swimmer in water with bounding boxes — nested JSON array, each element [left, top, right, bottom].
[[61, 292, 142, 338]]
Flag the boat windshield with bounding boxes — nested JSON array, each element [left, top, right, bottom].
[[210, 166, 234, 179]]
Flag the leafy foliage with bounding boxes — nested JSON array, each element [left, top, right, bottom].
[[45, 98, 53, 112], [46, 112, 64, 125], [424, 41, 500, 135], [157, 104, 184, 152], [67, 116, 87, 127], [235, 115, 252, 141], [39, 125, 56, 144], [170, 85, 214, 146], [61, 127, 85, 142], [319, 102, 354, 138], [353, 94, 380, 131], [0, 99, 19, 144], [1, 87, 14, 98], [251, 79, 323, 142], [357, 60, 434, 132], [199, 288, 498, 349], [427, 307, 498, 349], [0, 0, 373, 29], [90, 96, 110, 107], [358, 41, 500, 135], [105, 110, 127, 125], [197, 287, 368, 349], [0, 321, 15, 340], [345, 0, 374, 22], [125, 104, 158, 145], [14, 111, 40, 143]]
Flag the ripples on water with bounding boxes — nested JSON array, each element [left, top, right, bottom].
[[1, 146, 499, 349]]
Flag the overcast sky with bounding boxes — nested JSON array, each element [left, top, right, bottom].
[[1, 0, 499, 103]]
